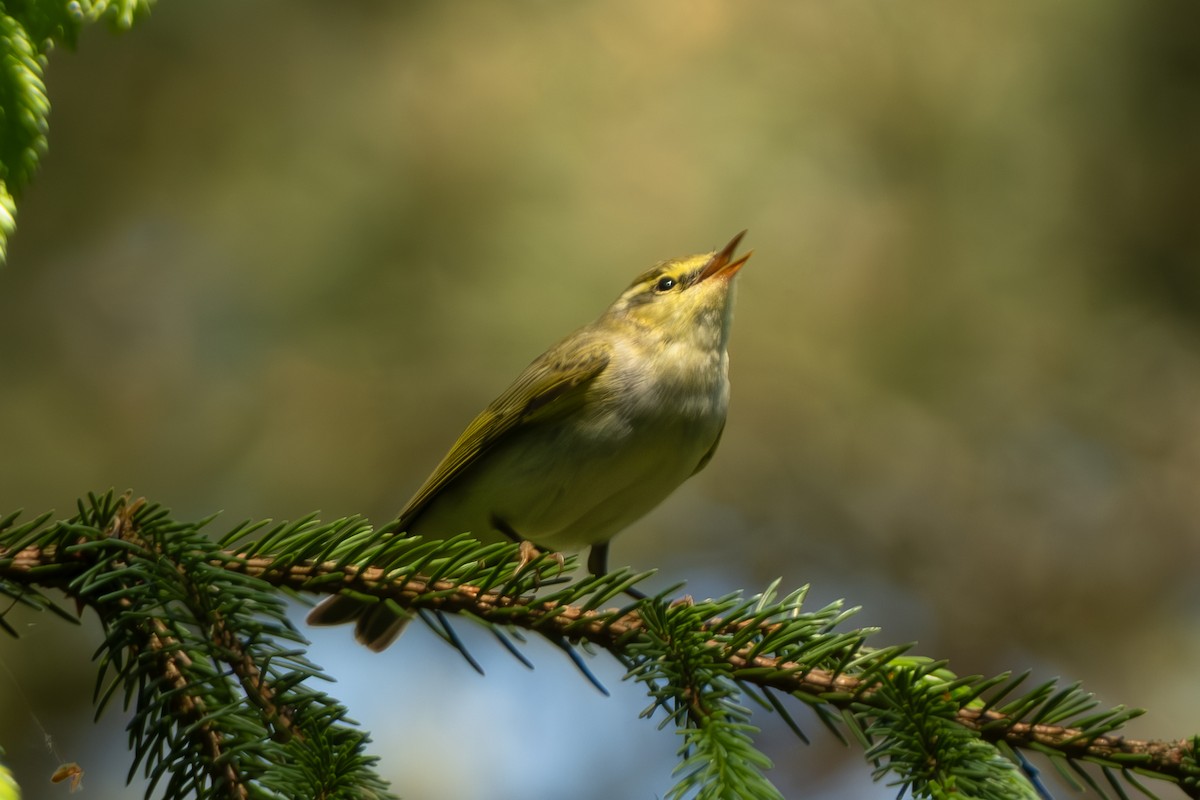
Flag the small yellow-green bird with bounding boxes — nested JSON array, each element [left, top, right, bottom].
[[309, 231, 751, 649]]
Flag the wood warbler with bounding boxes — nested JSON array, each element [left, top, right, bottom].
[[309, 231, 751, 649]]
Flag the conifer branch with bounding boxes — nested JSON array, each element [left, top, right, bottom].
[[0, 496, 394, 800], [140, 617, 249, 800], [1, 498, 1197, 800], [217, 555, 1200, 788]]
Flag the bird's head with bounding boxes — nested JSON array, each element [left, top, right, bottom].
[[607, 231, 751, 352]]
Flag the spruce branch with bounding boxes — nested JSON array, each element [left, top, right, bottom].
[[1, 496, 1197, 800], [0, 494, 393, 800], [235, 554, 1198, 795], [140, 616, 248, 799]]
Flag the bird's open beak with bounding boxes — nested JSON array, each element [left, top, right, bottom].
[[698, 230, 752, 282]]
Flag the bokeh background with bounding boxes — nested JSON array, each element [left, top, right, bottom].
[[2, 1, 1199, 798]]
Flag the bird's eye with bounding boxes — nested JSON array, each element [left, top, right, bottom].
[[654, 276, 676, 293]]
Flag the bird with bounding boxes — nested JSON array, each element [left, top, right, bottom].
[[308, 231, 751, 650]]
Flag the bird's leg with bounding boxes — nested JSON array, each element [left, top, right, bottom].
[[587, 542, 647, 601], [491, 515, 565, 575], [516, 540, 544, 573]]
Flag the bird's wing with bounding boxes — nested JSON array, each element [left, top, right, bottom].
[[691, 419, 725, 476], [397, 336, 612, 529]]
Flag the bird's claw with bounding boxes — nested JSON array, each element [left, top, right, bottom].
[[515, 539, 566, 579]]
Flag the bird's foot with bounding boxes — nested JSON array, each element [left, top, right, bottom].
[[493, 514, 566, 580], [516, 539, 566, 578]]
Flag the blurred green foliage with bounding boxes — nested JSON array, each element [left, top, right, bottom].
[[0, 1, 1197, 798], [0, 0, 154, 260]]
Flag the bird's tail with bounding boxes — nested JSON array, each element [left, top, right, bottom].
[[306, 595, 411, 652]]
